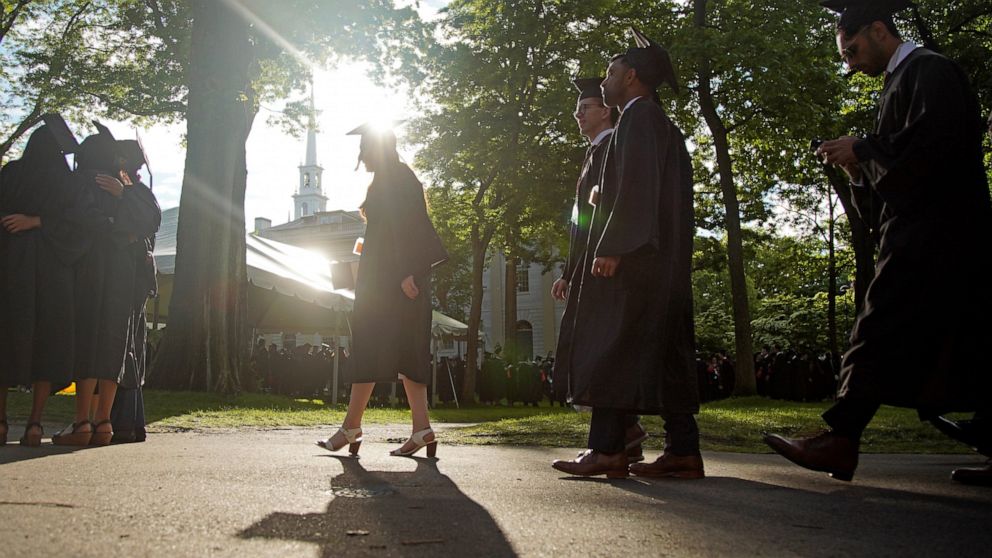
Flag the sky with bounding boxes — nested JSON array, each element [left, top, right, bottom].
[[102, 0, 446, 228]]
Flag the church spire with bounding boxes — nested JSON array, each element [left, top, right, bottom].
[[293, 77, 327, 221], [305, 80, 317, 167]]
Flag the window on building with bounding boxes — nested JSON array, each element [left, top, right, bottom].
[[304, 173, 311, 187], [441, 337, 455, 350], [516, 263, 530, 293], [301, 202, 309, 216]]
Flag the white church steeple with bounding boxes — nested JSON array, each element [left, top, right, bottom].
[[293, 82, 327, 220]]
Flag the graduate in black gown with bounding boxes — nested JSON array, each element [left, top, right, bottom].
[[0, 116, 86, 446], [52, 125, 161, 446], [552, 29, 700, 479], [552, 78, 651, 458], [316, 123, 447, 458], [765, 0, 992, 484], [109, 139, 159, 444]]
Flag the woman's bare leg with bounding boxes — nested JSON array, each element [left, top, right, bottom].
[[26, 381, 51, 435], [73, 379, 97, 431], [343, 382, 375, 429], [397, 376, 434, 453], [93, 380, 117, 433], [322, 382, 375, 450]]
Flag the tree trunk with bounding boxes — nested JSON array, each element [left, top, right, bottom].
[[694, 0, 756, 396], [150, 0, 253, 393], [461, 225, 488, 403], [825, 167, 875, 312]]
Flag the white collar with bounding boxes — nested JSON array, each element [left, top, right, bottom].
[[622, 96, 643, 113], [590, 128, 614, 146], [887, 41, 919, 74]]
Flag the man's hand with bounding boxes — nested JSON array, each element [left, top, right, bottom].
[[1, 214, 41, 233], [591, 255, 621, 278], [95, 174, 125, 197], [551, 278, 569, 301], [816, 136, 860, 166], [401, 275, 420, 300]]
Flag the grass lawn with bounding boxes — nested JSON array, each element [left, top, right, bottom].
[[3, 389, 972, 454]]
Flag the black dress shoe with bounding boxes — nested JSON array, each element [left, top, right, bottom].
[[763, 430, 859, 481], [929, 416, 992, 456], [951, 465, 992, 486]]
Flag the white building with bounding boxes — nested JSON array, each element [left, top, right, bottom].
[[479, 254, 567, 361]]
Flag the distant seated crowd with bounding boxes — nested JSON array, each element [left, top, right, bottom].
[[247, 340, 843, 408]]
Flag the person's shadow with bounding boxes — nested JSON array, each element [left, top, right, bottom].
[[240, 455, 515, 556]]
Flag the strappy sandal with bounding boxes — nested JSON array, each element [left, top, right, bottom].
[[52, 421, 93, 446], [19, 422, 43, 447], [389, 427, 437, 458], [316, 427, 362, 456], [90, 419, 113, 446]]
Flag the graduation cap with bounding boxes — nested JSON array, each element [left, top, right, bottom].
[[76, 121, 120, 172], [92, 120, 115, 139], [623, 27, 679, 93], [572, 77, 604, 101], [347, 121, 403, 169], [40, 113, 79, 155], [820, 0, 937, 50]]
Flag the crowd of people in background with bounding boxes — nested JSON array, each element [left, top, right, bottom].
[[246, 338, 842, 410]]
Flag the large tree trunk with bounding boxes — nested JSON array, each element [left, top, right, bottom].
[[150, 0, 254, 393], [695, 0, 756, 396]]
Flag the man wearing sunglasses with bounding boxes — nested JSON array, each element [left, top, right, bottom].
[[764, 0, 992, 484]]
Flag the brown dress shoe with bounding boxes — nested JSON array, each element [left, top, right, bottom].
[[552, 450, 629, 478], [951, 464, 992, 486], [630, 452, 705, 479], [763, 430, 858, 481]]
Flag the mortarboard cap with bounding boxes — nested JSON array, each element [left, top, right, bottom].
[[92, 120, 115, 140], [40, 113, 79, 154], [572, 77, 605, 101], [820, 0, 913, 31], [624, 27, 679, 93]]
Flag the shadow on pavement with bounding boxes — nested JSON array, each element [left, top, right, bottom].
[[609, 474, 992, 556], [240, 455, 516, 556], [0, 425, 95, 464]]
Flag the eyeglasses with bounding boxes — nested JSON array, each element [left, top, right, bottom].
[[840, 26, 868, 62], [574, 103, 605, 116]]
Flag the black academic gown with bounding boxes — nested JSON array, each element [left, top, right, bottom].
[[561, 98, 698, 415], [0, 152, 89, 388], [840, 48, 992, 415], [73, 176, 161, 382], [346, 162, 447, 385], [552, 133, 611, 401]]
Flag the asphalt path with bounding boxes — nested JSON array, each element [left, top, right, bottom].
[[1, 426, 990, 557]]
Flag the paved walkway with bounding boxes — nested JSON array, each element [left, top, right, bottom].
[[1, 427, 990, 557]]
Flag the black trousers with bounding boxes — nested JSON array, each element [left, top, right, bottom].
[[588, 407, 699, 456], [822, 396, 880, 439]]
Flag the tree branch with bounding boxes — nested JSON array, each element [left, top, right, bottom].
[[0, 0, 33, 46]]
